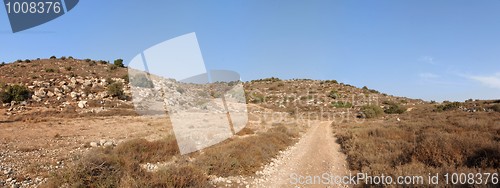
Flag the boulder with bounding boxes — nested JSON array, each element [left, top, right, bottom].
[[77, 101, 87, 109]]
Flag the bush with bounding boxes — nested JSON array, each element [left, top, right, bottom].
[[45, 68, 55, 73], [121, 74, 129, 83], [88, 61, 97, 66], [435, 102, 461, 112], [65, 66, 72, 71], [68, 56, 74, 59], [331, 101, 352, 108], [107, 82, 125, 99], [384, 101, 406, 114], [328, 90, 338, 99], [491, 104, 500, 112], [24, 59, 31, 63], [130, 74, 154, 88], [360, 104, 384, 118], [84, 58, 91, 62], [50, 56, 57, 59], [60, 56, 66, 60], [109, 65, 118, 70], [114, 59, 125, 68], [0, 85, 31, 103], [0, 62, 5, 67]]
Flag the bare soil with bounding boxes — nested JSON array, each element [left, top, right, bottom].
[[258, 121, 349, 188]]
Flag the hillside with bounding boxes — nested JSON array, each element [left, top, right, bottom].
[[0, 58, 498, 187]]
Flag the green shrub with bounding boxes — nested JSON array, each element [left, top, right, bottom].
[[0, 62, 5, 67], [68, 56, 74, 59], [331, 101, 352, 108], [0, 85, 31, 103], [130, 74, 154, 88], [435, 102, 461, 112], [325, 80, 338, 84], [107, 82, 125, 99], [360, 104, 384, 118], [99, 60, 108, 64], [84, 58, 91, 62], [60, 56, 66, 60], [328, 89, 338, 99], [24, 59, 31, 63], [384, 102, 406, 114], [114, 59, 125, 68], [50, 56, 57, 59]]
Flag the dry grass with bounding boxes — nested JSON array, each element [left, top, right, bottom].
[[195, 125, 299, 177], [46, 125, 300, 187], [334, 104, 500, 186]]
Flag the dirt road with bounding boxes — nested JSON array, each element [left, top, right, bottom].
[[258, 121, 349, 188]]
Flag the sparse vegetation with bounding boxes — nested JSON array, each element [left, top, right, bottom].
[[335, 109, 500, 186], [45, 68, 55, 73], [0, 84, 31, 103], [50, 56, 57, 59], [195, 125, 299, 176], [84, 58, 91, 62], [60, 56, 66, 60], [49, 125, 299, 187]]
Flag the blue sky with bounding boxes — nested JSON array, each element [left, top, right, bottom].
[[0, 0, 499, 101]]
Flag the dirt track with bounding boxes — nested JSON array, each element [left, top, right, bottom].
[[259, 121, 349, 188]]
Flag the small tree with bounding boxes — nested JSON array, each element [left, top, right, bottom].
[[114, 59, 125, 68]]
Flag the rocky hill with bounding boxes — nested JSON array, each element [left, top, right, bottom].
[[0, 57, 428, 122]]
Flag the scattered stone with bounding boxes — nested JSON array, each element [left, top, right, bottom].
[[103, 141, 114, 147], [89, 142, 98, 148], [77, 101, 88, 109]]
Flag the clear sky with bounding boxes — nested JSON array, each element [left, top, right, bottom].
[[1, 0, 499, 102]]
